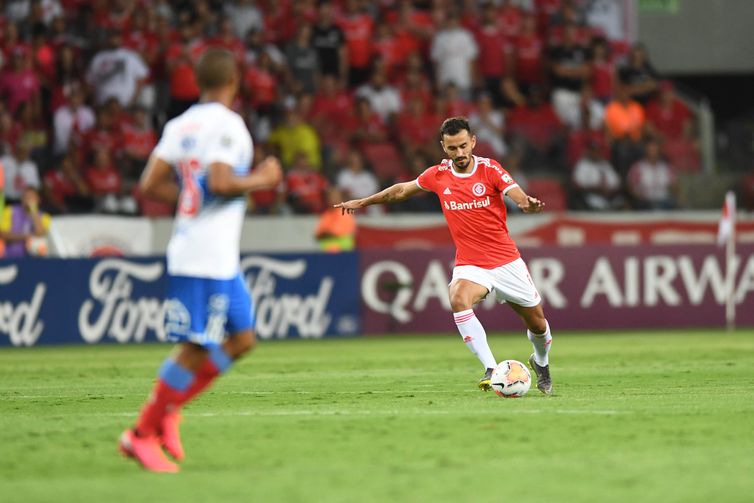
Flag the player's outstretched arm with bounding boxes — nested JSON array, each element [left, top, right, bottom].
[[207, 156, 282, 197], [506, 186, 545, 214], [335, 180, 422, 214], [140, 155, 180, 204]]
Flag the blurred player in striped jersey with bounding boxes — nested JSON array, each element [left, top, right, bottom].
[[119, 48, 281, 473], [337, 117, 553, 395]]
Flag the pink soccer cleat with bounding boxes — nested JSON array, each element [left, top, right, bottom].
[[160, 411, 185, 461], [119, 429, 179, 473]]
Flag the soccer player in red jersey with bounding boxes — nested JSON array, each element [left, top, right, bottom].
[[336, 117, 553, 394]]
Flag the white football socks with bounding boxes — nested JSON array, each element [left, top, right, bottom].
[[527, 320, 553, 367], [453, 309, 497, 369]]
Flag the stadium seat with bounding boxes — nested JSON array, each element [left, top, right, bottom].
[[525, 177, 568, 211], [361, 142, 409, 181]]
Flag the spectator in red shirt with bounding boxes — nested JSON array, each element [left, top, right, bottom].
[[92, 0, 133, 32], [646, 80, 700, 172], [209, 17, 246, 65], [347, 97, 389, 147], [507, 85, 566, 167], [122, 106, 156, 180], [77, 106, 122, 166], [645, 81, 693, 142], [42, 153, 93, 214], [263, 1, 297, 46], [394, 96, 437, 158], [310, 74, 353, 144], [283, 151, 329, 214], [397, 60, 433, 111], [372, 23, 401, 80], [474, 2, 513, 107], [85, 146, 137, 214], [498, 0, 524, 38], [511, 13, 545, 93], [0, 48, 41, 116], [243, 50, 279, 117], [1, 24, 31, 63], [338, 0, 375, 87], [165, 18, 205, 119]]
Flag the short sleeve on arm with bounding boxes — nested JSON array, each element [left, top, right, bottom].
[[152, 122, 180, 165], [487, 161, 518, 195], [416, 166, 437, 192], [207, 121, 251, 172]]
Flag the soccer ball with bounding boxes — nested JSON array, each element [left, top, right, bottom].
[[490, 360, 531, 398]]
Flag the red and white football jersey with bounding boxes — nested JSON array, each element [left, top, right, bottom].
[[417, 155, 520, 268]]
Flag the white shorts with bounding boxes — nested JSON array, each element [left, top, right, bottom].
[[452, 258, 541, 308]]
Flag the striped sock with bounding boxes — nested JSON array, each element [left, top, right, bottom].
[[175, 346, 234, 408], [136, 359, 195, 437], [454, 309, 497, 369], [528, 320, 553, 367]]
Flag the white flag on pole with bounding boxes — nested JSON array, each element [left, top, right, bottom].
[[717, 191, 736, 247]]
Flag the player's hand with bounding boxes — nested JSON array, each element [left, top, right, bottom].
[[518, 195, 545, 213], [256, 156, 283, 188], [334, 200, 362, 215]]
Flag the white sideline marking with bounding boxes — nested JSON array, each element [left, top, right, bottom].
[[2, 390, 479, 399], [77, 408, 626, 418]]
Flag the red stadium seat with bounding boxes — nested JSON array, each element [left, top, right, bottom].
[[525, 178, 568, 211], [360, 142, 409, 181]]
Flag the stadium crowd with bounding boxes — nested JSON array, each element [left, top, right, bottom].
[[0, 0, 703, 217]]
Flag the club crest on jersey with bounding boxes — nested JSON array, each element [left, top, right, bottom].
[[472, 183, 486, 196], [181, 137, 196, 150]]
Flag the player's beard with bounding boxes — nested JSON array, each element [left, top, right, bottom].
[[454, 156, 470, 169]]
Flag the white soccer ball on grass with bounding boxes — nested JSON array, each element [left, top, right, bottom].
[[490, 360, 531, 398]]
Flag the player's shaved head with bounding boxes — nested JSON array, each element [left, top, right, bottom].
[[439, 117, 472, 141], [195, 48, 237, 92]]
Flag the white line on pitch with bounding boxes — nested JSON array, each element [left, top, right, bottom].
[[71, 408, 627, 418]]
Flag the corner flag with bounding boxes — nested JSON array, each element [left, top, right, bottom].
[[717, 191, 736, 330], [717, 191, 736, 247]]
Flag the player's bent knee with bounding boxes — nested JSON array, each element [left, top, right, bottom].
[[225, 330, 256, 358], [529, 321, 547, 335], [449, 292, 473, 312], [527, 314, 548, 335]]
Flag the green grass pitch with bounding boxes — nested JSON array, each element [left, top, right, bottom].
[[1, 330, 753, 503]]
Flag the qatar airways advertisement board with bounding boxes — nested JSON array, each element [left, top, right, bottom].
[[359, 245, 754, 333], [0, 253, 360, 347]]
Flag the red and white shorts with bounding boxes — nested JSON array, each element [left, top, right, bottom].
[[451, 258, 541, 307]]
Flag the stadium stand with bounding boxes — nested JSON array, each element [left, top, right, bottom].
[[0, 0, 717, 219]]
